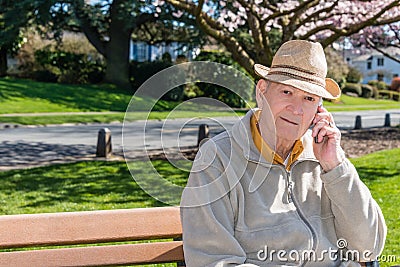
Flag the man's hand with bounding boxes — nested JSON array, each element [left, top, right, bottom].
[[311, 105, 345, 172]]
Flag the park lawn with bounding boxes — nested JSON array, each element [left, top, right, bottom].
[[0, 160, 187, 214], [0, 77, 179, 113], [323, 94, 400, 111], [0, 77, 247, 125], [0, 77, 399, 125], [350, 148, 400, 266], [0, 77, 132, 113], [0, 149, 399, 265]]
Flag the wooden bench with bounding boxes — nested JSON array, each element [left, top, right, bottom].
[[0, 206, 184, 267], [0, 207, 383, 267]]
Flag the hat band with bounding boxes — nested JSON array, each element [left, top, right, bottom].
[[268, 70, 326, 88], [271, 64, 325, 78], [268, 65, 326, 88]]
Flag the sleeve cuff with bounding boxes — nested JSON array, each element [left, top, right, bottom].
[[320, 159, 351, 185]]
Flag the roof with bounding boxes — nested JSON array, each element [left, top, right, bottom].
[[352, 47, 400, 62]]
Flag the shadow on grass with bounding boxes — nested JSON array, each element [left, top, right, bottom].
[[0, 78, 131, 112], [0, 161, 189, 214], [0, 141, 96, 168], [126, 160, 190, 206], [350, 148, 400, 183], [355, 166, 400, 183]]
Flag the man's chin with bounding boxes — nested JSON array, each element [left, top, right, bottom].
[[275, 129, 302, 142]]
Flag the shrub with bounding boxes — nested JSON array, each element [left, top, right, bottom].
[[130, 60, 182, 101], [390, 77, 400, 92], [342, 83, 362, 96], [346, 66, 363, 83], [33, 70, 58, 83], [161, 52, 172, 63], [15, 29, 53, 78], [361, 84, 374, 98], [325, 47, 349, 85], [371, 86, 380, 99], [368, 80, 388, 90], [193, 50, 253, 108], [130, 60, 173, 89], [16, 30, 104, 83], [85, 63, 105, 84], [34, 48, 105, 84]]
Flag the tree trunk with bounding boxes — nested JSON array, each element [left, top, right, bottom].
[[103, 0, 132, 90], [0, 47, 7, 77], [104, 34, 131, 89]]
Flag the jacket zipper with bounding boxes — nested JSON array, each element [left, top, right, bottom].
[[246, 158, 320, 265], [285, 164, 318, 267]]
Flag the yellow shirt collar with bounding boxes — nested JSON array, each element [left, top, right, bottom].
[[250, 110, 304, 170]]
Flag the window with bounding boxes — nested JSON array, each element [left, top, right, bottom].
[[377, 73, 384, 81], [136, 43, 147, 62], [377, 58, 384, 66], [367, 61, 372, 70]]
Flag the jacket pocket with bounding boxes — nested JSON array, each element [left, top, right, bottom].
[[234, 219, 312, 266]]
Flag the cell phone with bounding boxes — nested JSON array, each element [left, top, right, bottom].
[[314, 100, 323, 144]]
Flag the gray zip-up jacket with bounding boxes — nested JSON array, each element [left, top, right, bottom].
[[181, 109, 386, 267]]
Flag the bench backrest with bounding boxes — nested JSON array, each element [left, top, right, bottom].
[[0, 206, 183, 267]]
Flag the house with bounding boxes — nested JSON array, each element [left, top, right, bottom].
[[345, 47, 400, 85], [130, 41, 199, 62]]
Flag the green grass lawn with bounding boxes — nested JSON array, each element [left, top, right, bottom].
[[350, 149, 400, 266], [0, 77, 133, 113], [0, 149, 399, 265], [0, 160, 184, 214], [324, 94, 400, 111], [0, 77, 399, 125]]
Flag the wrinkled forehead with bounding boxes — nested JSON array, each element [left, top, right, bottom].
[[267, 80, 322, 98], [263, 80, 323, 108]]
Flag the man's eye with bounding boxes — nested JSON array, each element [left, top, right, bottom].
[[283, 90, 291, 95], [305, 96, 315, 102]]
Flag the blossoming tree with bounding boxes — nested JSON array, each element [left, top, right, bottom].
[[164, 0, 400, 77]]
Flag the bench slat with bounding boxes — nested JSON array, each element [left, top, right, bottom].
[[0, 207, 181, 248], [0, 241, 184, 267]]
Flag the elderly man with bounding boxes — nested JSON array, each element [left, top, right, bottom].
[[180, 40, 386, 267]]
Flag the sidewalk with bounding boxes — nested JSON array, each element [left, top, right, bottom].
[[1, 109, 399, 171], [0, 140, 197, 171]]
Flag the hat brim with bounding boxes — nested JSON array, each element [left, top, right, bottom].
[[254, 63, 341, 100]]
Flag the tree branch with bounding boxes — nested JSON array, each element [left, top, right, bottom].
[[246, 10, 271, 63], [320, 0, 400, 47], [389, 24, 400, 41], [299, 0, 339, 26], [72, 0, 107, 57], [367, 38, 400, 64], [166, 0, 256, 75]]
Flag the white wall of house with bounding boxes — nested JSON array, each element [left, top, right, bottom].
[[349, 48, 400, 85]]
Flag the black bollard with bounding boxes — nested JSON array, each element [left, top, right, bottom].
[[197, 124, 209, 147], [96, 128, 112, 158], [384, 113, 391, 127], [354, 115, 362, 129]]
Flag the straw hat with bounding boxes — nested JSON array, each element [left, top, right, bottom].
[[254, 40, 341, 99]]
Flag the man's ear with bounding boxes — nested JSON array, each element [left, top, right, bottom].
[[255, 79, 268, 109]]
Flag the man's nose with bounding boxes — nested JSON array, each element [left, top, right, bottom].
[[288, 98, 304, 115]]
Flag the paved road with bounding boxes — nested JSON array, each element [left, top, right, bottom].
[[1, 109, 399, 170]]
